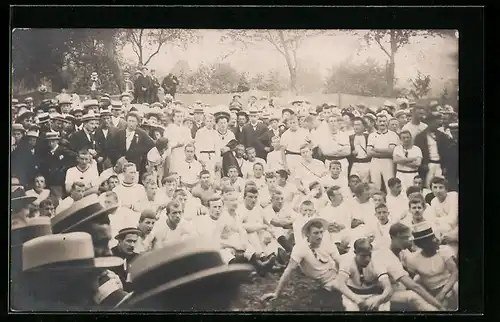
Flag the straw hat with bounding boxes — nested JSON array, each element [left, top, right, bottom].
[[45, 131, 61, 141], [114, 227, 142, 241], [301, 218, 329, 237], [81, 111, 100, 123], [82, 99, 99, 109], [51, 194, 119, 234], [412, 222, 436, 241], [22, 232, 123, 272], [11, 187, 38, 212], [126, 237, 252, 306], [12, 123, 26, 133], [35, 112, 50, 124], [12, 216, 53, 247], [145, 108, 163, 119]]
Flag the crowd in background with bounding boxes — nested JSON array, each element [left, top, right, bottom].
[[10, 74, 459, 311]]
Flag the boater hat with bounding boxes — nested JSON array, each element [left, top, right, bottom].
[[51, 194, 119, 234], [11, 188, 38, 212], [115, 227, 142, 240], [126, 237, 252, 306], [22, 232, 123, 272], [214, 111, 230, 123], [301, 218, 328, 237], [412, 222, 436, 241], [12, 216, 53, 248]]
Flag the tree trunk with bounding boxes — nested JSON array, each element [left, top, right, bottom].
[[102, 34, 124, 93], [289, 67, 297, 95], [388, 30, 397, 95]]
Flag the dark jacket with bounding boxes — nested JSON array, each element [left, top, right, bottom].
[[241, 122, 269, 160], [110, 246, 139, 292], [414, 129, 454, 180], [191, 121, 205, 139], [108, 127, 155, 170], [40, 144, 72, 187], [11, 142, 42, 187]]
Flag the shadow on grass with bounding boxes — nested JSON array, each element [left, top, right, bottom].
[[233, 269, 342, 312]]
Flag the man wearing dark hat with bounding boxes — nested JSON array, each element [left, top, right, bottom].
[[11, 129, 42, 188], [242, 108, 269, 160], [94, 108, 117, 172], [191, 106, 205, 139], [12, 123, 26, 152], [110, 101, 127, 130], [110, 227, 141, 291], [233, 110, 248, 143], [51, 194, 130, 308], [16, 109, 35, 131], [69, 106, 85, 132], [69, 111, 101, 166], [414, 112, 454, 188], [161, 72, 179, 99], [120, 92, 134, 113]]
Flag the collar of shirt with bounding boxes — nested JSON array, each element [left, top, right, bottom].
[[377, 130, 388, 135], [50, 145, 59, 154]]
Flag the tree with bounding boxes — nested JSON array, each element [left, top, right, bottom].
[[360, 30, 448, 95], [323, 58, 391, 97], [222, 30, 326, 94], [186, 63, 241, 94], [120, 29, 199, 67], [409, 71, 431, 99]]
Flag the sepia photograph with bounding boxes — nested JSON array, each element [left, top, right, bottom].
[[11, 27, 459, 312]]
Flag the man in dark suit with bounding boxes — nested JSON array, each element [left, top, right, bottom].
[[133, 70, 149, 104], [40, 131, 72, 200], [161, 73, 179, 99], [414, 112, 454, 188], [191, 105, 205, 139], [68, 112, 102, 168], [241, 109, 269, 160], [233, 111, 248, 144], [110, 101, 127, 131], [94, 108, 117, 173], [259, 112, 281, 152], [149, 69, 160, 104], [11, 130, 42, 189], [109, 111, 155, 179]]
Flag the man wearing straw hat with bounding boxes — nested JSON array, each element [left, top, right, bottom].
[[110, 227, 142, 291], [110, 101, 127, 130], [125, 237, 253, 310], [51, 194, 130, 309], [19, 232, 125, 310], [11, 129, 41, 188], [10, 216, 53, 310], [69, 111, 100, 162], [40, 131, 70, 200], [262, 217, 343, 309]]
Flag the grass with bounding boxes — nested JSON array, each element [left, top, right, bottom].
[[232, 269, 342, 312]]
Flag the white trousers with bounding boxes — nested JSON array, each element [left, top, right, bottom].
[[425, 162, 443, 188], [370, 158, 395, 191], [342, 294, 391, 311], [286, 154, 302, 175], [396, 170, 419, 193], [351, 162, 371, 183]]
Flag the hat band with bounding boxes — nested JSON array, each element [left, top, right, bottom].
[[413, 227, 435, 240], [11, 224, 52, 247], [132, 251, 223, 295], [52, 202, 108, 233], [24, 258, 96, 272]]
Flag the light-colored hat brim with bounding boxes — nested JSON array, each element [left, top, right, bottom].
[[301, 218, 329, 237], [11, 196, 38, 207], [127, 263, 252, 306], [25, 256, 124, 272], [413, 231, 436, 241], [57, 205, 119, 234]]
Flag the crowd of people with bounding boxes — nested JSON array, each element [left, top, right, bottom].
[[10, 77, 459, 311]]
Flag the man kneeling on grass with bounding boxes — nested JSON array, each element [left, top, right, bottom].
[[261, 218, 344, 310]]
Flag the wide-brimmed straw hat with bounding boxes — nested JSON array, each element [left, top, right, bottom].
[[12, 216, 53, 248], [11, 188, 38, 211], [114, 227, 142, 241], [301, 218, 329, 237], [51, 194, 119, 234], [22, 232, 123, 272], [126, 237, 253, 306], [412, 222, 436, 241]]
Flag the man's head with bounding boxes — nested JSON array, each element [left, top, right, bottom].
[[388, 118, 400, 133], [223, 192, 239, 213], [76, 149, 92, 168], [208, 196, 223, 221], [326, 114, 341, 132], [399, 130, 413, 148], [376, 114, 388, 132], [409, 197, 426, 222], [430, 176, 448, 199], [39, 198, 56, 218], [300, 144, 313, 161], [199, 170, 211, 187], [216, 114, 229, 132], [107, 175, 119, 191], [353, 182, 371, 202], [353, 238, 373, 268], [126, 112, 140, 131], [305, 220, 325, 247], [237, 114, 248, 127], [138, 210, 157, 235], [374, 203, 389, 224], [246, 147, 256, 161], [227, 165, 239, 179], [166, 200, 183, 225], [371, 191, 386, 207], [270, 189, 284, 210], [348, 175, 361, 190], [413, 175, 425, 191], [264, 172, 277, 189], [163, 175, 177, 194], [243, 186, 259, 210], [299, 200, 315, 218], [116, 230, 140, 255], [185, 144, 196, 161], [329, 161, 342, 179], [271, 136, 280, 150], [326, 185, 343, 205], [287, 115, 299, 131], [173, 189, 188, 208], [253, 163, 264, 179], [387, 177, 403, 197], [352, 117, 366, 134], [309, 181, 323, 198], [235, 144, 245, 159], [84, 118, 99, 133], [276, 169, 288, 187], [122, 163, 138, 184], [34, 174, 46, 192], [426, 112, 442, 131], [389, 223, 413, 250]]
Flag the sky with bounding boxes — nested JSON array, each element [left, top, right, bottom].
[[120, 29, 458, 93]]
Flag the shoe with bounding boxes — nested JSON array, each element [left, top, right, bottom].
[[277, 248, 290, 266]]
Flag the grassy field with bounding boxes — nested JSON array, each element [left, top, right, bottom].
[[232, 269, 342, 312]]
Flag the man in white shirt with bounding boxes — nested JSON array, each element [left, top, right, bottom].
[[295, 144, 328, 190], [386, 177, 409, 221], [393, 130, 423, 190], [367, 113, 400, 192], [241, 147, 267, 179], [349, 117, 371, 183], [333, 238, 393, 311], [194, 113, 218, 176], [56, 181, 86, 215], [401, 105, 428, 144], [151, 200, 194, 250], [267, 136, 285, 172], [429, 177, 458, 256], [262, 189, 297, 253], [64, 149, 100, 196], [320, 185, 351, 246], [321, 160, 351, 198], [280, 114, 311, 174], [348, 183, 378, 239], [112, 163, 148, 214], [261, 218, 343, 310], [193, 195, 224, 238], [177, 144, 203, 189]]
